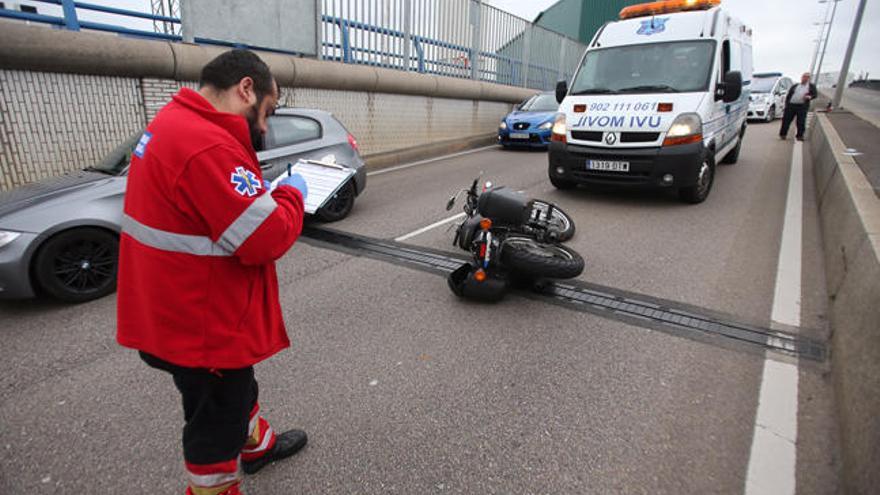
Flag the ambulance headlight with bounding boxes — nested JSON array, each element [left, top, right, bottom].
[[539, 121, 553, 130], [499, 121, 508, 130], [0, 230, 21, 249], [550, 113, 567, 143], [663, 113, 703, 146]]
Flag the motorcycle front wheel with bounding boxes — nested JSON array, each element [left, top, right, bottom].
[[500, 235, 584, 279]]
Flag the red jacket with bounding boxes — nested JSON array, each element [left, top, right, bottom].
[[117, 88, 304, 369]]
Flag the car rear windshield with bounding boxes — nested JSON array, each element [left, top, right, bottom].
[[570, 40, 716, 95], [90, 132, 142, 175], [520, 94, 559, 112]]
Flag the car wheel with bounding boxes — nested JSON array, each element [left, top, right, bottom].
[[678, 156, 714, 204], [34, 228, 118, 303], [315, 180, 355, 222], [721, 133, 743, 165], [766, 105, 775, 123]]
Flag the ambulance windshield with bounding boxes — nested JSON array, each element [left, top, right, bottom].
[[570, 40, 715, 95]]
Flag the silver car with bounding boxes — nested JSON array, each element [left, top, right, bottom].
[[0, 108, 366, 302]]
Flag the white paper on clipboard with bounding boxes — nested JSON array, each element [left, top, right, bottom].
[[270, 158, 355, 214]]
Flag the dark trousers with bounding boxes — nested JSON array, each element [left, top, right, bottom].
[[141, 352, 258, 465], [780, 103, 808, 138]]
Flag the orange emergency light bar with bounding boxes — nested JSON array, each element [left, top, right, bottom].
[[620, 0, 721, 20]]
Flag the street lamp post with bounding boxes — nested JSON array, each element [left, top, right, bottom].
[[815, 0, 842, 86], [810, 0, 834, 78], [832, 0, 868, 109]]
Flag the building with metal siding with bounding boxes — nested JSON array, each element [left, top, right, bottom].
[[534, 0, 644, 44]]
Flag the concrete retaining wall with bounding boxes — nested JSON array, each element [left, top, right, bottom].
[[809, 113, 880, 494], [0, 20, 535, 191]]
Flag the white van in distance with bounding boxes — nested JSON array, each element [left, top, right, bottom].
[[549, 0, 753, 203], [748, 72, 793, 122]]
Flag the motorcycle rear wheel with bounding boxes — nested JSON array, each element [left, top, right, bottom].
[[531, 200, 576, 242], [500, 235, 584, 279]]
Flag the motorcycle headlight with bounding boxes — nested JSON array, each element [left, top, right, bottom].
[[499, 121, 508, 130], [0, 230, 21, 249], [539, 121, 553, 130]]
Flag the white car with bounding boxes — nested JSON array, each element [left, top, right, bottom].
[[747, 72, 792, 123], [549, 0, 753, 204]]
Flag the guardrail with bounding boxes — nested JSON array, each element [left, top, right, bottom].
[[1, 0, 588, 91], [319, 0, 586, 90], [320, 14, 562, 88], [0, 0, 181, 40]]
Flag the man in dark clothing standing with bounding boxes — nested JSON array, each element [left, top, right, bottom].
[[779, 72, 818, 141]]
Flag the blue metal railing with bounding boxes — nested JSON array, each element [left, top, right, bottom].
[[321, 14, 560, 88], [0, 0, 182, 40], [0, 1, 571, 90]]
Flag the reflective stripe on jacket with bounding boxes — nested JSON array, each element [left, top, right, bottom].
[[117, 88, 305, 369]]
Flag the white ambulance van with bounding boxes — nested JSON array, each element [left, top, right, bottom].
[[549, 0, 752, 203]]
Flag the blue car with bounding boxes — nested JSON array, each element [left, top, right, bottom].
[[498, 92, 560, 149]]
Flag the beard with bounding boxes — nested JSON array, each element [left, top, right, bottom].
[[246, 102, 265, 152]]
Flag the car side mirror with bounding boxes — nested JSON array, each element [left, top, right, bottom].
[[716, 70, 742, 103], [556, 80, 568, 104]]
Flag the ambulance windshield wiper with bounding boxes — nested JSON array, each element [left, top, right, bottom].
[[570, 88, 616, 95], [617, 84, 680, 93]]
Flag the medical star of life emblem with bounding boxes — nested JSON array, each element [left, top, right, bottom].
[[230, 166, 262, 197], [637, 17, 669, 36]]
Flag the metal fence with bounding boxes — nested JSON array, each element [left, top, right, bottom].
[[0, 0, 588, 91], [319, 0, 588, 90]]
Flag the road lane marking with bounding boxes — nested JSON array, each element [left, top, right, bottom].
[[367, 146, 497, 177], [394, 213, 466, 242], [744, 141, 803, 495]]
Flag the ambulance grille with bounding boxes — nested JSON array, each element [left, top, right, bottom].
[[620, 132, 660, 143], [570, 131, 602, 142]]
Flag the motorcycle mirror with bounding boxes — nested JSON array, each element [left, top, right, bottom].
[[446, 195, 457, 211]]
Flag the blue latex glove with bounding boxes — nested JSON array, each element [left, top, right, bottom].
[[276, 172, 308, 200], [262, 179, 272, 191]]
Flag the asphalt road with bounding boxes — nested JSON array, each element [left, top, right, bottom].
[[0, 121, 840, 494], [821, 86, 880, 128]]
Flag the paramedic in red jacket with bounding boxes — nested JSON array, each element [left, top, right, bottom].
[[117, 49, 308, 495]]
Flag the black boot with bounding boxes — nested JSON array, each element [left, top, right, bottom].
[[242, 429, 308, 475]]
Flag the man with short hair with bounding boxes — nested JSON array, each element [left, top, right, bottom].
[[779, 72, 818, 141], [117, 49, 309, 495]]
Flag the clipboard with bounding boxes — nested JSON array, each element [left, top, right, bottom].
[[270, 158, 356, 214]]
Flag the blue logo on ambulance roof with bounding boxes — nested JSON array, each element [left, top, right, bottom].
[[637, 17, 669, 36]]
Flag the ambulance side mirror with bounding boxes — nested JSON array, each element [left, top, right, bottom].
[[718, 70, 743, 103], [556, 80, 568, 104]]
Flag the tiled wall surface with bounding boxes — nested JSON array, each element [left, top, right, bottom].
[[0, 70, 145, 190], [0, 71, 511, 191]]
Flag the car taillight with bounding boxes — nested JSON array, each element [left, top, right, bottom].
[[347, 134, 359, 152]]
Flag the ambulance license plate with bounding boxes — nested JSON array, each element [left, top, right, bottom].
[[509, 133, 529, 139], [588, 160, 630, 172]]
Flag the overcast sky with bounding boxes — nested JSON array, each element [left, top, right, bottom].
[[486, 0, 880, 82]]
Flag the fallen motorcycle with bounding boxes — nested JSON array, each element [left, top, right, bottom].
[[445, 176, 584, 302]]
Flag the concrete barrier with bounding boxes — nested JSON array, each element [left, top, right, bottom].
[[809, 113, 880, 494], [0, 20, 533, 103]]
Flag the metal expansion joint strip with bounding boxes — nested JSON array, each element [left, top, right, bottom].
[[301, 227, 827, 362]]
